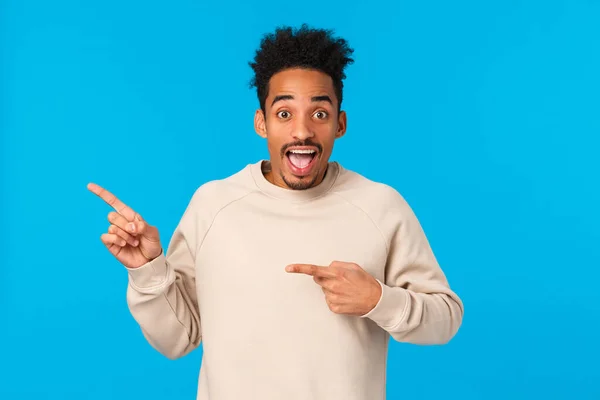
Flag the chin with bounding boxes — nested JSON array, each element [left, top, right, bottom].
[[280, 166, 321, 190], [282, 175, 319, 190]]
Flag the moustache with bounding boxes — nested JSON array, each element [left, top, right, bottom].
[[280, 140, 323, 157]]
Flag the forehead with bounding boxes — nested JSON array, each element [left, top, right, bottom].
[[267, 68, 336, 101]]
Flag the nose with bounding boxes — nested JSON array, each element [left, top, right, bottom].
[[291, 116, 315, 141]]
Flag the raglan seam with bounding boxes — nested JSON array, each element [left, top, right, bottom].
[[194, 188, 261, 256], [130, 185, 261, 342], [330, 192, 391, 258], [163, 188, 259, 342], [331, 186, 418, 332]]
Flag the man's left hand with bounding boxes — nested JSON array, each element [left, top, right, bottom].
[[285, 261, 382, 316]]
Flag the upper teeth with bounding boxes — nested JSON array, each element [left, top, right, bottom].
[[289, 149, 316, 154]]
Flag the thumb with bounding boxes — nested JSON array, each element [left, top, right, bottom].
[[129, 214, 160, 242], [126, 218, 148, 236], [138, 220, 160, 241]]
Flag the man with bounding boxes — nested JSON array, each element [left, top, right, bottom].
[[89, 24, 463, 400]]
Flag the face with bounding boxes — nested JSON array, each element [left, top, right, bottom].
[[254, 68, 347, 190]]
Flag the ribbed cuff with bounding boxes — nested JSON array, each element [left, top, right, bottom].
[[126, 251, 169, 289], [360, 279, 409, 329]]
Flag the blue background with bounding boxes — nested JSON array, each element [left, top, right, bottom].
[[2, 0, 599, 399]]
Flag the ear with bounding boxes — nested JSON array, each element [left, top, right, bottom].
[[335, 110, 347, 139], [254, 109, 267, 138]]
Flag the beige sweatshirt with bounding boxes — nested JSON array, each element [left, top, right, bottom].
[[125, 160, 464, 400]]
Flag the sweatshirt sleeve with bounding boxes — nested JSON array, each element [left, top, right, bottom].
[[360, 187, 464, 345], [124, 189, 204, 360]]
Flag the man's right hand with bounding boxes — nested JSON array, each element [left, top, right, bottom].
[[88, 183, 162, 269]]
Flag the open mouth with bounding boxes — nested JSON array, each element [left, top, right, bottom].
[[285, 148, 318, 176]]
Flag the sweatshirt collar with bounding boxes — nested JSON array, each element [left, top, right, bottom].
[[250, 159, 340, 202]]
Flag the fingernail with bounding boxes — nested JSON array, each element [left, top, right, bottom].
[[128, 223, 135, 233], [285, 265, 293, 272], [133, 240, 139, 246]]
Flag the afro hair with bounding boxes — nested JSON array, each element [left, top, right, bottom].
[[249, 24, 354, 113]]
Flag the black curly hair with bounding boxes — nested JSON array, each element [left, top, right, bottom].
[[249, 24, 354, 114]]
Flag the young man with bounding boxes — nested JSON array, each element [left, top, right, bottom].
[[89, 24, 463, 400]]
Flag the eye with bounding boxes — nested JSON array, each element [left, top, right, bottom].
[[277, 110, 291, 119], [314, 110, 328, 120]]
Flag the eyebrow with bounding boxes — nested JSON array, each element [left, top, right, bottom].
[[271, 94, 333, 107]]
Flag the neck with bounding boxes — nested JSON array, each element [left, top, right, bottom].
[[262, 161, 328, 190], [251, 159, 340, 202]]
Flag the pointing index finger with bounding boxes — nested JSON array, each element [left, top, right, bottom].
[[87, 182, 137, 221], [285, 264, 337, 278]]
